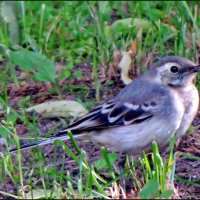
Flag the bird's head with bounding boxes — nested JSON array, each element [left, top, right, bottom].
[[149, 56, 200, 87]]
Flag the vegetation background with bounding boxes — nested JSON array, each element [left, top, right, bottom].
[[0, 1, 199, 199]]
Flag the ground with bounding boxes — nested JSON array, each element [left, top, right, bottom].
[[0, 62, 199, 199]]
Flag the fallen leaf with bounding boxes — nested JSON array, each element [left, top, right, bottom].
[[19, 189, 53, 199], [129, 42, 137, 55], [26, 100, 88, 118], [113, 49, 121, 66], [119, 51, 133, 85]]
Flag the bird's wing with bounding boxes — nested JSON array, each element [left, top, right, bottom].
[[9, 98, 160, 153], [58, 98, 160, 135]]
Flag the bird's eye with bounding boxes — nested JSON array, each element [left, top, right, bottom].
[[170, 66, 179, 73]]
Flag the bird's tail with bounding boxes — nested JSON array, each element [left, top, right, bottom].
[[9, 132, 82, 153]]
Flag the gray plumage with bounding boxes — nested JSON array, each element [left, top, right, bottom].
[[10, 56, 200, 155]]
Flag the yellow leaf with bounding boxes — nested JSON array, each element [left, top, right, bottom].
[[119, 51, 132, 85], [26, 100, 88, 118]]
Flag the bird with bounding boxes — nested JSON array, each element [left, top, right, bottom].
[[10, 56, 200, 155]]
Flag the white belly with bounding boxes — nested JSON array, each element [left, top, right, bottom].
[[176, 85, 199, 139], [90, 114, 183, 155]]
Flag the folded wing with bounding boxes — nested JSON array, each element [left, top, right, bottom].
[[58, 99, 158, 135]]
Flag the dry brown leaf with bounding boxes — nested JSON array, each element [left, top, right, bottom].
[[113, 49, 121, 66], [129, 42, 137, 55]]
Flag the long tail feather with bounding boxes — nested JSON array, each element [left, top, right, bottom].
[[9, 133, 83, 153]]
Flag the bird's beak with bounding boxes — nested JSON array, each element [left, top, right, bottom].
[[191, 65, 200, 73]]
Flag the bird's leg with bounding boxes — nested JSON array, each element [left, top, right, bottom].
[[118, 153, 127, 192], [111, 153, 127, 194], [147, 153, 154, 169]]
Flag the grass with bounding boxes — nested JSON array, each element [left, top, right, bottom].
[[0, 1, 199, 199], [0, 122, 175, 199]]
